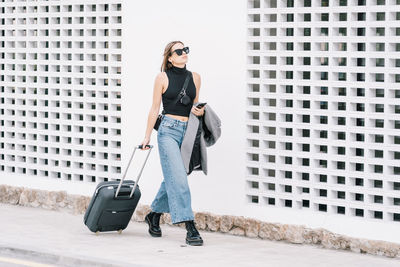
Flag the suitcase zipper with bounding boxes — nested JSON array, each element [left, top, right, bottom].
[[95, 182, 136, 196]]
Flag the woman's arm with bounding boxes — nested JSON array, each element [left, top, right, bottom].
[[140, 72, 165, 149], [191, 72, 205, 116]]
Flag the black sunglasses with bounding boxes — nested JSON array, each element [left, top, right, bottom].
[[171, 46, 189, 56]]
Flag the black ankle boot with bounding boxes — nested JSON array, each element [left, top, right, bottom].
[[185, 220, 203, 246], [145, 211, 162, 237]]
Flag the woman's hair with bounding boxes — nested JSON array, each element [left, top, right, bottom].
[[161, 40, 184, 72]]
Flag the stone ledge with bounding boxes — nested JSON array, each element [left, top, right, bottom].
[[1, 184, 399, 259]]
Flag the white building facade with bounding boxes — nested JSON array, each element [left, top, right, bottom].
[[246, 0, 400, 242], [1, 0, 399, 244]]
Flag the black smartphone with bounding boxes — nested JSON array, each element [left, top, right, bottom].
[[196, 102, 207, 108]]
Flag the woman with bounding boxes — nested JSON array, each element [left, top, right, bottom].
[[140, 41, 205, 246]]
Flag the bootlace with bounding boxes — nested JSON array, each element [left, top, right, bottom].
[[186, 221, 199, 235], [153, 212, 161, 227]]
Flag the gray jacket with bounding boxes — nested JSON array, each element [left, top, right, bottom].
[[180, 104, 221, 175]]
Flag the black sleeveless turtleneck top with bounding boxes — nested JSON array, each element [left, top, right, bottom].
[[162, 64, 196, 117]]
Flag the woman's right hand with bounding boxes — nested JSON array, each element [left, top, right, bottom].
[[140, 137, 151, 150]]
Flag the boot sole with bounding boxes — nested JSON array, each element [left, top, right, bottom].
[[145, 216, 162, 237], [186, 238, 203, 246]]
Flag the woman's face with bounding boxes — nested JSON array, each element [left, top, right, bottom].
[[168, 43, 188, 66]]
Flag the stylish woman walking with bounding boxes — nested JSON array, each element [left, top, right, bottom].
[[140, 41, 205, 246]]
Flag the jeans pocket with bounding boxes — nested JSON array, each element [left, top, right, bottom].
[[159, 120, 175, 135]]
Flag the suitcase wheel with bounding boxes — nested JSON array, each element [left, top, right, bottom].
[[118, 229, 122, 234], [95, 231, 99, 235]]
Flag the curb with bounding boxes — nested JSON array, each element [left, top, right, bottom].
[[0, 243, 145, 267]]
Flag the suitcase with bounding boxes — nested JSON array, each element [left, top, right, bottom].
[[84, 144, 153, 234]]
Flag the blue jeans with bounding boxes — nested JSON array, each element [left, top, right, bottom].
[[150, 115, 194, 224]]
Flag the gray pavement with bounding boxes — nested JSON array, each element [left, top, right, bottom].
[[0, 203, 399, 267]]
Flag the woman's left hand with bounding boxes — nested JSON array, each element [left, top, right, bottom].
[[191, 105, 205, 116]]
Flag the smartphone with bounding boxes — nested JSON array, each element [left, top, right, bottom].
[[196, 102, 207, 108]]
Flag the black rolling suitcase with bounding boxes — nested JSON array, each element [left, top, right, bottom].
[[84, 144, 153, 234]]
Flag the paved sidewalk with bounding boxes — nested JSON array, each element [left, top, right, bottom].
[[0, 203, 399, 267]]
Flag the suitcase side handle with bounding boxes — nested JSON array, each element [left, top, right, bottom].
[[115, 144, 153, 198]]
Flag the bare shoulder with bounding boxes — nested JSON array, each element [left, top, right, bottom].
[[155, 71, 168, 89], [191, 71, 201, 89], [155, 71, 167, 82], [191, 71, 201, 81]]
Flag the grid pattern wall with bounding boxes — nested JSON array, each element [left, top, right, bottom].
[[246, 0, 400, 222], [0, 0, 123, 183]]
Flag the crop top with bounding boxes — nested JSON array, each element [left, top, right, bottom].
[[162, 64, 196, 117]]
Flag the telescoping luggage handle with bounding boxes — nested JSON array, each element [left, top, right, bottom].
[[115, 144, 153, 198]]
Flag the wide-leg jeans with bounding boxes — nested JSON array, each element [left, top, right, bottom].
[[150, 115, 195, 224]]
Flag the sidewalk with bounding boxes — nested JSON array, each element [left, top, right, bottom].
[[0, 203, 399, 267]]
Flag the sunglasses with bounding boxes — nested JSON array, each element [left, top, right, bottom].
[[171, 46, 189, 56]]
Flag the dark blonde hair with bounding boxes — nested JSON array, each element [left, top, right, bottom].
[[160, 41, 184, 72]]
